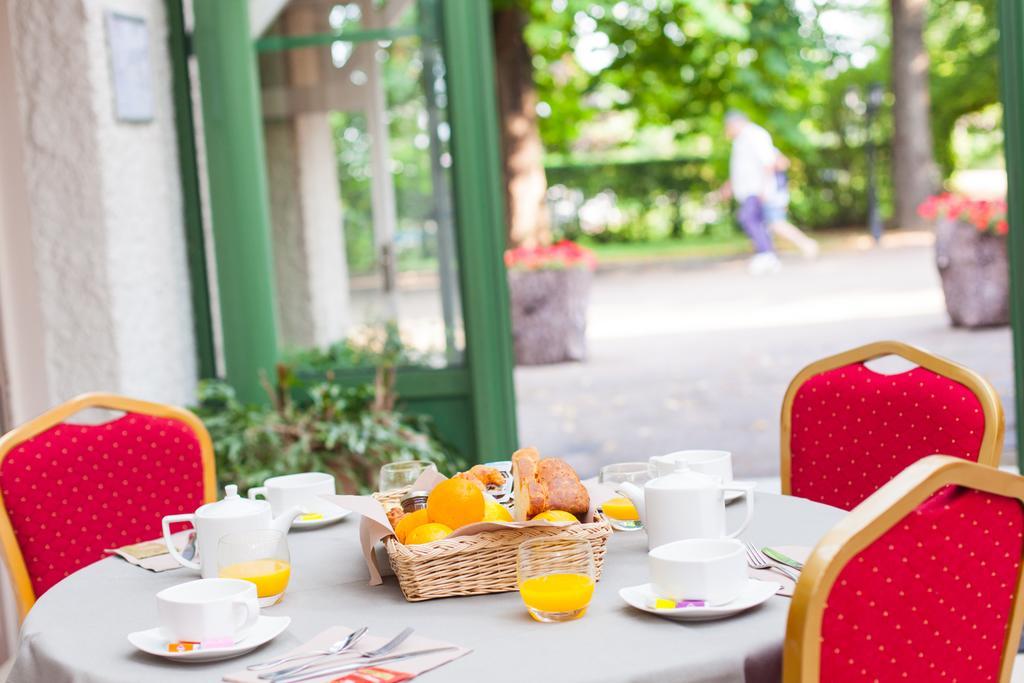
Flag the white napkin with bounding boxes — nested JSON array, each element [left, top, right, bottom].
[[105, 530, 191, 572], [747, 545, 810, 597], [223, 626, 471, 682]]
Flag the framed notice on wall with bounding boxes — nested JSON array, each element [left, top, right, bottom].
[[104, 11, 154, 123]]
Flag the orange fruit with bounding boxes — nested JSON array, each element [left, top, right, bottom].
[[406, 522, 453, 545], [426, 478, 485, 529], [394, 509, 430, 543], [531, 510, 579, 524], [483, 499, 513, 522]]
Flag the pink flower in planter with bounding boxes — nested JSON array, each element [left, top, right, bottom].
[[504, 240, 597, 271], [918, 192, 1008, 237]]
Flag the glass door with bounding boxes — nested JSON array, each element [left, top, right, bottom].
[[257, 0, 463, 368]]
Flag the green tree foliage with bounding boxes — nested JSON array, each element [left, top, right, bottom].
[[503, 0, 997, 238], [926, 0, 1000, 173]]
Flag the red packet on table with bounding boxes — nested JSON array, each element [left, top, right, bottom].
[[330, 668, 413, 683]]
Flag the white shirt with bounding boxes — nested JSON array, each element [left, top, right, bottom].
[[729, 123, 776, 202]]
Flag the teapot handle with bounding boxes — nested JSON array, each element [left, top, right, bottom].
[[162, 513, 201, 571], [723, 482, 756, 539]]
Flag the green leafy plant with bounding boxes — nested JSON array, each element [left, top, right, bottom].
[[192, 366, 463, 494]]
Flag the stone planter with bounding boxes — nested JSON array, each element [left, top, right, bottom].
[[935, 217, 1009, 328], [508, 268, 592, 365]]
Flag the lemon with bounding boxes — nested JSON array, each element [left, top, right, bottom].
[[394, 509, 430, 543], [405, 522, 453, 545], [483, 499, 513, 522], [531, 510, 579, 524]]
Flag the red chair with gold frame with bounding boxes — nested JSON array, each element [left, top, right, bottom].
[[781, 340, 1003, 511], [0, 393, 216, 619], [784, 455, 1024, 682]]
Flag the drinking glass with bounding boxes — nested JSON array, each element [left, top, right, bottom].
[[379, 460, 436, 493], [218, 529, 291, 607], [516, 538, 595, 623], [598, 462, 650, 531]]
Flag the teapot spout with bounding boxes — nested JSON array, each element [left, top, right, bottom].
[[615, 482, 645, 522], [272, 506, 303, 534]]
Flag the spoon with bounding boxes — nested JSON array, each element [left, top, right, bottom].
[[247, 626, 368, 672]]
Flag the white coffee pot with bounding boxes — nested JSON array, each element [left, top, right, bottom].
[[162, 485, 302, 578], [617, 468, 755, 550]]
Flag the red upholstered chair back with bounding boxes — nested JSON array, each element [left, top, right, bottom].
[[782, 341, 1003, 510], [784, 456, 1024, 683], [0, 394, 216, 619]]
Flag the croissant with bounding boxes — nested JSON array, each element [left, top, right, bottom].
[[512, 447, 590, 521]]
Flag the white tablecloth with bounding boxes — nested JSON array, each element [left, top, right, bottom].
[[8, 492, 844, 683]]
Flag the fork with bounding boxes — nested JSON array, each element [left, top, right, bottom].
[[248, 626, 367, 672], [264, 627, 414, 681], [744, 542, 800, 582]]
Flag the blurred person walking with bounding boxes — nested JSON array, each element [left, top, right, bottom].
[[723, 111, 781, 275], [765, 150, 819, 259]]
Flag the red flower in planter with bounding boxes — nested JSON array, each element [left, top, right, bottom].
[[505, 240, 597, 271], [917, 193, 1008, 237]]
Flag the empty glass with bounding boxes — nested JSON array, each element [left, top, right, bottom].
[[379, 460, 437, 493], [516, 538, 596, 623], [598, 462, 650, 531], [218, 529, 291, 607]]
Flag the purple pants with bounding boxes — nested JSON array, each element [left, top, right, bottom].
[[737, 196, 775, 254]]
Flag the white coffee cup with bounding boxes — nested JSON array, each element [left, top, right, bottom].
[[156, 578, 260, 642], [649, 538, 748, 605], [650, 450, 734, 481], [248, 472, 336, 516]]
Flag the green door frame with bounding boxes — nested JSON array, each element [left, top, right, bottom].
[[184, 0, 517, 461], [191, 0, 281, 404], [1000, 0, 1024, 471]]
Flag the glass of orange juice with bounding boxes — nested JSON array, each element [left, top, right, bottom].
[[598, 463, 650, 531], [516, 538, 595, 623], [218, 530, 291, 607]]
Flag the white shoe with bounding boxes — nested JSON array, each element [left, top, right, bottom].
[[748, 252, 782, 275]]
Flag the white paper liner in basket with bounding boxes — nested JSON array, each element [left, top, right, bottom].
[[323, 467, 608, 586]]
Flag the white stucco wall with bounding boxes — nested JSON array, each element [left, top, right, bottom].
[[6, 0, 197, 409]]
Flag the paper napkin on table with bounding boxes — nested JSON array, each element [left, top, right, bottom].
[[105, 530, 191, 572], [748, 545, 810, 597], [223, 626, 471, 683]]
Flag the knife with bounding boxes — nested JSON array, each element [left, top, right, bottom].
[[763, 547, 804, 571], [272, 646, 459, 683]]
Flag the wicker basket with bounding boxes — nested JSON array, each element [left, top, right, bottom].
[[373, 490, 613, 601]]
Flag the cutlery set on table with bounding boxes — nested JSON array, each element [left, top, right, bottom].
[[238, 628, 458, 683]]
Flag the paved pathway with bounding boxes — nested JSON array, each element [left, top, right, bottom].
[[514, 239, 1015, 479]]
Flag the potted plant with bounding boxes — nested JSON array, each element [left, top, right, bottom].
[[505, 240, 597, 365], [918, 193, 1009, 328]]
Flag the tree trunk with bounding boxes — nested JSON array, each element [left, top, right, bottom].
[[890, 0, 939, 229], [493, 6, 552, 248]]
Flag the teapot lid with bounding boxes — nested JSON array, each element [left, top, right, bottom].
[[196, 484, 268, 518], [647, 468, 719, 489]]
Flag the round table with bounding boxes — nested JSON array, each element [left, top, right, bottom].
[[8, 493, 844, 683]]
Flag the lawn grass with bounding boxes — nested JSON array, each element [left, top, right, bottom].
[[582, 234, 753, 265]]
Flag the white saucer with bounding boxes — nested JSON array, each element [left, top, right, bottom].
[[292, 501, 351, 530], [128, 615, 291, 663], [619, 579, 779, 622]]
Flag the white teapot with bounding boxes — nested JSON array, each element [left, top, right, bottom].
[[161, 485, 302, 578], [617, 468, 754, 550]]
